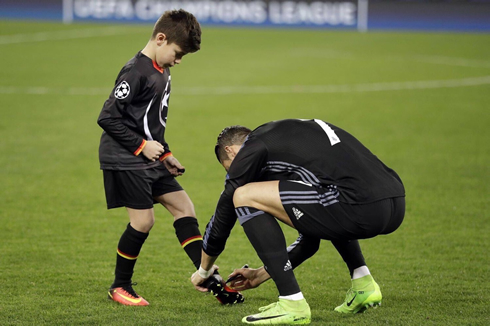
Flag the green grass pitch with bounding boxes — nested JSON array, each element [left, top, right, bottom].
[[0, 20, 489, 325]]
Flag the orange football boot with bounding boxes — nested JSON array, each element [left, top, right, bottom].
[[108, 284, 149, 306]]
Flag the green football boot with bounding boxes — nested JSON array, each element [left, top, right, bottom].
[[242, 298, 311, 325], [334, 275, 382, 314]]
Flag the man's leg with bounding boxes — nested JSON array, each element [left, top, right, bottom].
[[330, 201, 391, 314], [235, 181, 380, 317], [237, 208, 301, 297], [234, 182, 311, 324], [330, 239, 381, 313], [108, 208, 154, 306], [331, 240, 366, 278]]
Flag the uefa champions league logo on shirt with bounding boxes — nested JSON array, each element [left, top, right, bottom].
[[114, 81, 130, 99]]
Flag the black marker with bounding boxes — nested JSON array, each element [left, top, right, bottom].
[[225, 264, 249, 283]]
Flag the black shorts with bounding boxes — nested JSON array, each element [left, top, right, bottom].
[[103, 164, 183, 209], [279, 180, 405, 241]]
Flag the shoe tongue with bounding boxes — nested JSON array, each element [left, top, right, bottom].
[[212, 274, 223, 283], [123, 286, 139, 297], [352, 275, 374, 288], [259, 302, 278, 311]]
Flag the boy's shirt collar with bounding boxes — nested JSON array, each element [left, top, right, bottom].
[[152, 60, 164, 73], [138, 51, 164, 74]]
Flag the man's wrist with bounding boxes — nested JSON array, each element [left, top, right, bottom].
[[198, 266, 213, 279], [258, 266, 271, 283]]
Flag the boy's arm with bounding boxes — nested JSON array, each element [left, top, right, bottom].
[[97, 71, 150, 157], [98, 113, 148, 156], [162, 155, 185, 176]]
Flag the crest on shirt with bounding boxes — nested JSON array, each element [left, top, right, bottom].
[[114, 81, 130, 99]]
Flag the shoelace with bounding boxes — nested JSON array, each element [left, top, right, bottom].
[[259, 302, 279, 312], [122, 282, 140, 298], [344, 288, 356, 301]]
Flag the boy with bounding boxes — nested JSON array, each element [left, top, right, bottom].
[[98, 9, 243, 306]]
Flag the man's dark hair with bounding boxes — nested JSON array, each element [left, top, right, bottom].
[[152, 9, 201, 53], [215, 125, 252, 163]]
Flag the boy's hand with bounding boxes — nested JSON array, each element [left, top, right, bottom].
[[142, 140, 164, 162], [163, 156, 185, 176]]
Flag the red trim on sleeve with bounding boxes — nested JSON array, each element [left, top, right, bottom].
[[152, 60, 164, 73], [134, 139, 146, 156], [159, 152, 173, 161]]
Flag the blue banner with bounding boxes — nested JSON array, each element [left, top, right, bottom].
[[63, 0, 361, 29], [0, 0, 489, 31]]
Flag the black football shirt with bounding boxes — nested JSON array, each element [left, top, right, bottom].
[[203, 119, 405, 256], [98, 51, 172, 170]]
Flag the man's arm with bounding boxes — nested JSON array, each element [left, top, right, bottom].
[[190, 250, 218, 291], [227, 234, 321, 291], [190, 138, 268, 292], [201, 138, 269, 258]]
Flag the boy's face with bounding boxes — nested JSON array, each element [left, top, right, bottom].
[[155, 34, 186, 69]]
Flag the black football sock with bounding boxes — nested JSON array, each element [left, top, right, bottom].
[[287, 234, 321, 268], [112, 223, 149, 288], [236, 207, 301, 296], [331, 239, 366, 277], [174, 217, 203, 269]]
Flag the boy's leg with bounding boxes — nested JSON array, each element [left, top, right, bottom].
[[103, 168, 157, 306], [155, 190, 244, 304], [155, 191, 201, 268], [109, 208, 154, 306]]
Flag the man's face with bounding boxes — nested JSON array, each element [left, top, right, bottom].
[[220, 144, 242, 172], [221, 159, 232, 172], [155, 38, 186, 69]]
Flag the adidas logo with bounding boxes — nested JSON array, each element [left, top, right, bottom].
[[284, 260, 292, 272], [292, 207, 304, 220]]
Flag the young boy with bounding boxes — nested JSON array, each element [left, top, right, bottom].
[[97, 9, 243, 306]]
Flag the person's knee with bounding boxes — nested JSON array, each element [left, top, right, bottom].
[[173, 199, 196, 219], [131, 218, 154, 233], [175, 200, 196, 218], [233, 185, 253, 208], [130, 214, 155, 233]]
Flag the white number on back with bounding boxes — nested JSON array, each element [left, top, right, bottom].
[[313, 119, 341, 146]]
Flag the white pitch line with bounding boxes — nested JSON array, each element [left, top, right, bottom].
[[413, 55, 490, 69], [289, 49, 490, 69], [178, 76, 490, 95], [0, 76, 489, 96], [0, 27, 143, 45]]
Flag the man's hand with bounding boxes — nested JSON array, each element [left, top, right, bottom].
[[227, 266, 271, 291], [191, 264, 219, 293], [163, 156, 185, 176], [141, 140, 164, 162]]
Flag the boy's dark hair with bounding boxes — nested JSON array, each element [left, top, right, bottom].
[[215, 126, 252, 163], [152, 9, 201, 53]]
